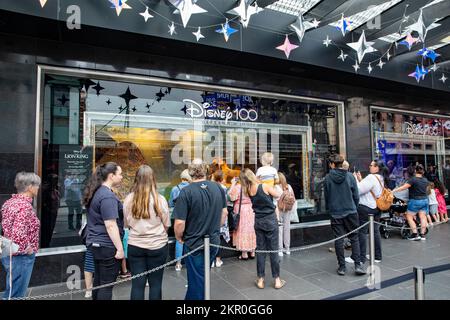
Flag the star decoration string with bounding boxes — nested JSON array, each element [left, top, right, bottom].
[[193, 27, 205, 42], [140, 7, 154, 22], [215, 20, 238, 42]]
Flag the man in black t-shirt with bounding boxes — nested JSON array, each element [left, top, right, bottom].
[[173, 159, 227, 300]]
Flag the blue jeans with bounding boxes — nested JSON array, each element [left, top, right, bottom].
[[1, 254, 36, 299], [184, 245, 218, 300], [175, 240, 184, 261]]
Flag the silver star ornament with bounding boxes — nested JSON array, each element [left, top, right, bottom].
[[230, 0, 262, 28], [347, 30, 377, 63]]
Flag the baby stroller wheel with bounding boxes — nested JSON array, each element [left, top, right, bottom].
[[401, 226, 410, 239]]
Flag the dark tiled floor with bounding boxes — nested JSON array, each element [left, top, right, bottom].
[[4, 223, 450, 300]]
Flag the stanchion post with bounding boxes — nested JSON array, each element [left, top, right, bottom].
[[368, 215, 375, 273], [414, 266, 425, 300], [204, 236, 211, 300]]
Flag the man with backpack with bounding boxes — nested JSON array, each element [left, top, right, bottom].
[[169, 169, 191, 271], [324, 155, 366, 276]]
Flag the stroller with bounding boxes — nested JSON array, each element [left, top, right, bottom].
[[379, 197, 428, 239]]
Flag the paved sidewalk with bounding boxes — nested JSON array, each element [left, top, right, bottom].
[[6, 223, 450, 300]]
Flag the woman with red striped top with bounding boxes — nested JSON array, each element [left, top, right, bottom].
[[1, 172, 41, 299]]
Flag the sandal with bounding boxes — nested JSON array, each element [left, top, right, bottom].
[[249, 253, 255, 259], [274, 279, 286, 289], [255, 278, 264, 289], [238, 255, 248, 260]]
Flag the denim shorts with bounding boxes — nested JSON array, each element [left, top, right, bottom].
[[407, 199, 429, 214]]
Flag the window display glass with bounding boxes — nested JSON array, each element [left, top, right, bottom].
[[371, 109, 450, 193], [40, 74, 340, 248]]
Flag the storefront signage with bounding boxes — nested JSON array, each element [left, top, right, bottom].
[[183, 99, 258, 124], [59, 145, 93, 197], [405, 121, 441, 136]]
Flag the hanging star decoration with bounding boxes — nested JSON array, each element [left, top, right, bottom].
[[230, 0, 262, 28], [429, 64, 439, 72], [181, 105, 188, 115], [109, 0, 132, 16], [406, 9, 429, 42], [119, 86, 138, 107], [145, 103, 152, 112], [347, 30, 377, 63], [352, 61, 360, 73], [58, 94, 69, 106], [311, 18, 320, 28], [215, 20, 238, 42], [140, 7, 154, 22], [417, 48, 440, 63], [386, 51, 391, 61], [156, 89, 165, 102], [193, 27, 205, 42], [39, 0, 48, 7], [276, 35, 299, 59], [399, 33, 420, 50], [170, 0, 207, 28], [336, 14, 352, 37], [323, 35, 332, 47], [337, 50, 348, 61], [106, 99, 112, 106], [93, 82, 105, 96], [168, 22, 177, 35], [408, 64, 428, 83], [290, 14, 308, 43], [367, 63, 373, 74], [377, 59, 385, 69], [439, 74, 447, 84]]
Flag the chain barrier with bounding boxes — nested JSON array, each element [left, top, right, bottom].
[[10, 244, 205, 301], [210, 221, 370, 254], [374, 220, 448, 231]]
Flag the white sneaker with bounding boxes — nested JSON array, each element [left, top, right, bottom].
[[175, 264, 182, 272], [211, 261, 215, 268], [366, 254, 381, 263], [278, 252, 284, 257], [84, 290, 92, 299], [345, 257, 354, 264], [215, 260, 223, 267], [285, 250, 291, 255]]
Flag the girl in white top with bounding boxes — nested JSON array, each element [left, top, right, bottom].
[[427, 182, 440, 225], [123, 165, 170, 300], [274, 172, 297, 257]]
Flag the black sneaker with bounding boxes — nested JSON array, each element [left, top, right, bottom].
[[337, 267, 346, 276], [407, 233, 421, 241], [355, 263, 366, 276]]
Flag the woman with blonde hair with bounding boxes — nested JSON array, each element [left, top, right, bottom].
[[123, 165, 170, 300], [241, 169, 285, 290], [274, 172, 297, 256]]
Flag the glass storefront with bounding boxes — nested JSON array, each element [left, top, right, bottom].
[[39, 71, 342, 249], [371, 107, 450, 193]]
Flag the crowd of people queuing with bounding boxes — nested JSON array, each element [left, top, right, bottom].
[[1, 153, 448, 300]]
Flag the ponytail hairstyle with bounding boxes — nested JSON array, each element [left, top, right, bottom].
[[131, 165, 163, 220], [372, 160, 390, 184], [278, 172, 288, 191], [240, 168, 258, 197], [83, 162, 119, 208]]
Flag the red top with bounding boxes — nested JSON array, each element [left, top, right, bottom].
[[1, 194, 40, 254], [435, 188, 448, 214]]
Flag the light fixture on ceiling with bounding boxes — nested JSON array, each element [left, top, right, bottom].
[[266, 0, 322, 16], [329, 0, 402, 32]]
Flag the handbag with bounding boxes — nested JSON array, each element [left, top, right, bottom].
[[0, 216, 20, 258], [228, 186, 243, 232], [78, 214, 88, 246]]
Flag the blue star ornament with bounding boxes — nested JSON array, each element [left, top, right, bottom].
[[336, 14, 352, 37], [408, 65, 429, 83], [417, 48, 440, 63], [216, 21, 238, 42]]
